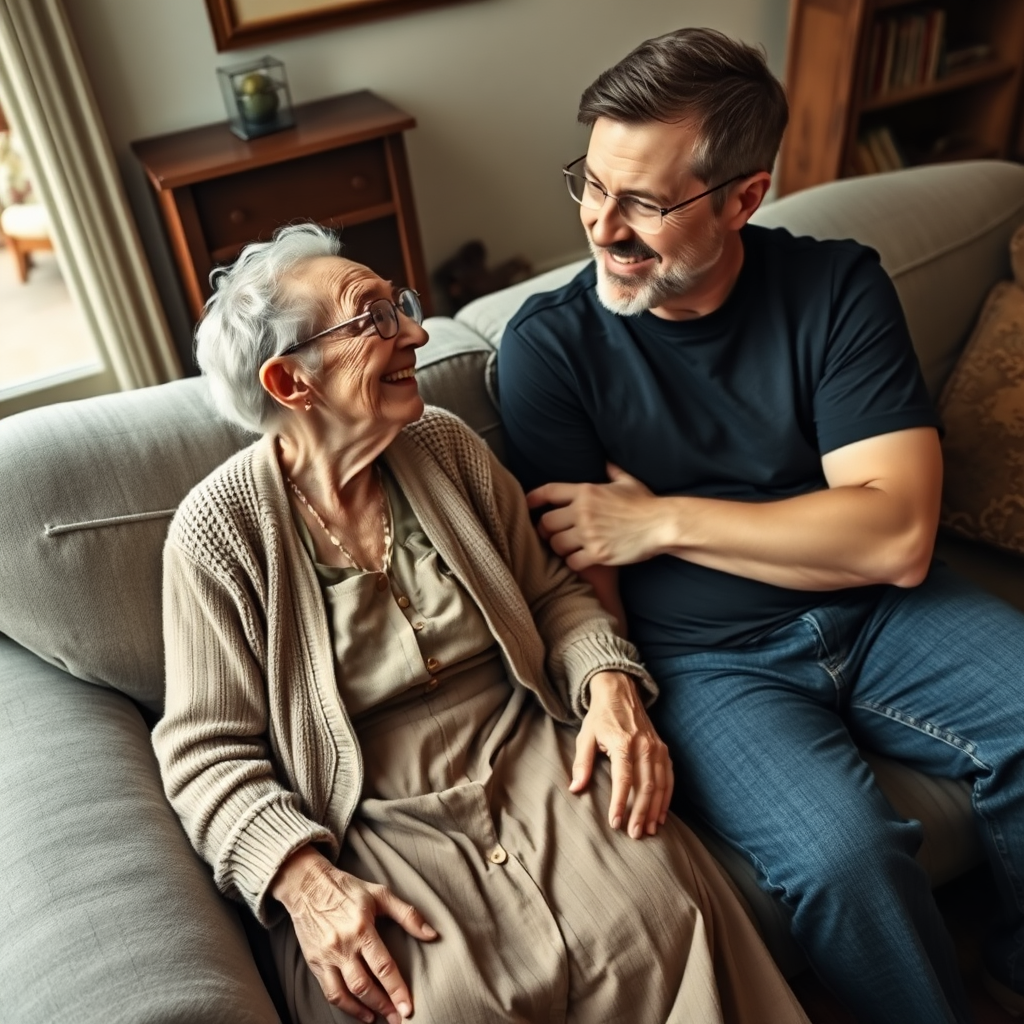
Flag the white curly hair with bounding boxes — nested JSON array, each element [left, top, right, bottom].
[[195, 222, 342, 432]]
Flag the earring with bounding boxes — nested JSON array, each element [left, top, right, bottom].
[[303, 398, 313, 412]]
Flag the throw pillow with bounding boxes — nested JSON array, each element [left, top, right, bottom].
[[938, 226, 1024, 555]]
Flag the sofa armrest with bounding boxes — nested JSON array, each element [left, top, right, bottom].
[[0, 636, 281, 1024]]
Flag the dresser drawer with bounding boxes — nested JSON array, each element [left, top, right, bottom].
[[194, 140, 391, 254]]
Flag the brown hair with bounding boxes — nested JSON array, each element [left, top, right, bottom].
[[578, 27, 788, 206]]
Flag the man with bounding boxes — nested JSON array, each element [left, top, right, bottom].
[[497, 26, 1024, 1024]]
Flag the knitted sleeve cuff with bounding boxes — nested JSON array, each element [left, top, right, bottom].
[[559, 634, 657, 719], [215, 792, 341, 927]]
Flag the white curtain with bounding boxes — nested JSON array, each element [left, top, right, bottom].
[[0, 0, 181, 389]]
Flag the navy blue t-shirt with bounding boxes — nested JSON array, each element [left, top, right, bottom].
[[497, 224, 939, 656]]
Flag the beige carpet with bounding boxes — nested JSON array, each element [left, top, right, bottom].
[[0, 241, 100, 393]]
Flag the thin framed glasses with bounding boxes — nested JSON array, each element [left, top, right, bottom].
[[283, 287, 423, 355], [562, 155, 748, 234]]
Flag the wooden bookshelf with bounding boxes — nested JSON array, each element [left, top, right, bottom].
[[777, 0, 1024, 195]]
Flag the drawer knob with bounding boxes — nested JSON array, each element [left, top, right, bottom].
[[229, 208, 246, 225], [350, 175, 368, 191]]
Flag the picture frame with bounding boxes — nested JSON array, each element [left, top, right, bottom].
[[204, 0, 477, 51]]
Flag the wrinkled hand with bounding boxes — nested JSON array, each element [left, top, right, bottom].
[[527, 463, 664, 570], [271, 846, 437, 1024], [570, 671, 674, 838]]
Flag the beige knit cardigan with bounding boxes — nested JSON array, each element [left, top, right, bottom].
[[153, 407, 654, 926]]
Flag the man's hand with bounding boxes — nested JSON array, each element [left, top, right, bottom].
[[527, 463, 664, 571], [271, 846, 437, 1024], [570, 670, 674, 838], [528, 429, 943, 590]]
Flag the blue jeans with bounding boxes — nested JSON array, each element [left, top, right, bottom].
[[646, 563, 1024, 1024]]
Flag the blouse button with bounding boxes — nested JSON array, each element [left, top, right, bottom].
[[487, 846, 508, 865], [425, 657, 440, 671], [425, 677, 440, 692], [413, 621, 425, 631], [397, 595, 410, 609]]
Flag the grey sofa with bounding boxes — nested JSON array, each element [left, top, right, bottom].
[[2, 160, 1023, 1022]]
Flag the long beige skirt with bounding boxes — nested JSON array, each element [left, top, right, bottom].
[[270, 660, 808, 1024]]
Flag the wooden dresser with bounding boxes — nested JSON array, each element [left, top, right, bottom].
[[132, 90, 431, 321]]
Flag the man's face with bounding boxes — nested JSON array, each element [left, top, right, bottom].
[[581, 117, 727, 317]]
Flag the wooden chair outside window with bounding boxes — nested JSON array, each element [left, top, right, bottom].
[[0, 128, 54, 283]]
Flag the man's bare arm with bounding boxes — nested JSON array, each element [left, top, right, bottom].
[[528, 427, 942, 591]]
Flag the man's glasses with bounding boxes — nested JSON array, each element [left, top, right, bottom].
[[283, 288, 423, 355], [562, 155, 747, 234]]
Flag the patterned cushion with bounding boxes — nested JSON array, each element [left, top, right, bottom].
[[939, 224, 1024, 555]]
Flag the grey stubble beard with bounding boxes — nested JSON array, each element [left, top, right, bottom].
[[588, 228, 724, 317]]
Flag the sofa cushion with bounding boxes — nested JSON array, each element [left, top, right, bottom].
[[0, 377, 253, 712], [0, 637, 280, 1024], [0, 200, 49, 239], [938, 258, 1024, 556], [419, 315, 504, 460], [457, 258, 590, 348]]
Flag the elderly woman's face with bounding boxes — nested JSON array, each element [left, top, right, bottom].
[[286, 256, 428, 435]]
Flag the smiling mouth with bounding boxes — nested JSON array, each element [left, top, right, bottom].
[[381, 367, 417, 383], [608, 251, 654, 265], [594, 238, 660, 269]]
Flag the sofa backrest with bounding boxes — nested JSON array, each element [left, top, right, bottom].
[[0, 379, 253, 712], [458, 160, 1024, 401]]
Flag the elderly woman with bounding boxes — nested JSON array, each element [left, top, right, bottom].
[[153, 223, 807, 1024]]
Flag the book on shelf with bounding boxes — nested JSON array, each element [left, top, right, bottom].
[[942, 43, 993, 75], [856, 127, 904, 175], [877, 126, 904, 170], [865, 8, 946, 97], [899, 16, 921, 89], [922, 10, 945, 82], [865, 21, 884, 99], [877, 17, 897, 94], [853, 141, 878, 176]]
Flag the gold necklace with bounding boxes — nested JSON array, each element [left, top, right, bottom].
[[286, 464, 393, 576]]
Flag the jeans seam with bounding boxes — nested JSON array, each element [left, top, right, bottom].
[[855, 699, 1024, 938], [799, 613, 846, 695], [852, 700, 989, 769]]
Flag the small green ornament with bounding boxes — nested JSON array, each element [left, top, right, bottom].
[[236, 73, 279, 123]]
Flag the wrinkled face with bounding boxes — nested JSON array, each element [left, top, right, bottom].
[[285, 256, 427, 437], [581, 117, 728, 316]]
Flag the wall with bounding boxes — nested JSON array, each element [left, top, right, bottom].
[[61, 0, 789, 363]]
